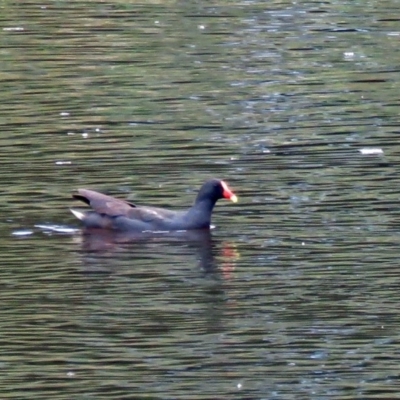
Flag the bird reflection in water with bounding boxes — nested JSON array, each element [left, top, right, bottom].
[[73, 228, 239, 279]]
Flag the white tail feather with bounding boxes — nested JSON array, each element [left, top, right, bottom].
[[70, 209, 85, 221]]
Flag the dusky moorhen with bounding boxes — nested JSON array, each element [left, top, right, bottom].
[[71, 179, 237, 232]]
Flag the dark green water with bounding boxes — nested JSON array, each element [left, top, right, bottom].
[[1, 0, 400, 398]]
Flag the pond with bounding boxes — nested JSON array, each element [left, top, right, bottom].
[[1, 0, 400, 398]]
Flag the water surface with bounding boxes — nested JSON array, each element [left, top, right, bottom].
[[1, 0, 400, 398]]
